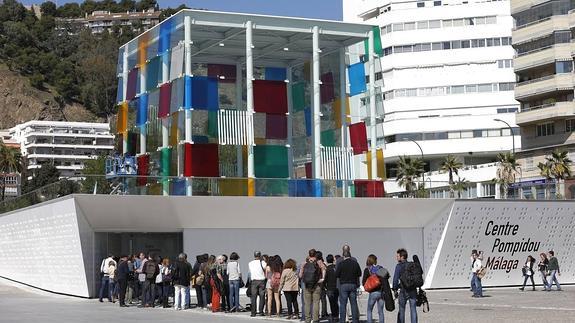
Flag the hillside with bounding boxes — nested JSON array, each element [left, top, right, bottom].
[[0, 64, 101, 129]]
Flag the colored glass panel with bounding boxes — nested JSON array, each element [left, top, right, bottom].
[[137, 154, 150, 186], [265, 67, 287, 81], [218, 178, 248, 196], [158, 82, 171, 118], [304, 107, 311, 136], [146, 56, 161, 92], [192, 135, 209, 144], [377, 148, 385, 179], [207, 64, 236, 83], [255, 179, 288, 196], [321, 129, 336, 147], [354, 180, 385, 197], [320, 72, 335, 104], [334, 97, 351, 128], [363, 26, 384, 61], [348, 62, 367, 96], [265, 114, 287, 140], [184, 143, 219, 177], [161, 147, 171, 176], [185, 76, 219, 110], [116, 76, 123, 103], [170, 111, 179, 147], [208, 110, 218, 138], [291, 82, 306, 112], [305, 162, 312, 179], [169, 44, 184, 81], [126, 67, 139, 101], [138, 33, 148, 66], [170, 77, 184, 114], [117, 102, 128, 134], [127, 131, 138, 156], [136, 93, 148, 126], [349, 122, 368, 155], [159, 18, 173, 53], [253, 80, 288, 114], [254, 145, 288, 178], [184, 75, 192, 109], [171, 178, 187, 196], [288, 179, 322, 197]]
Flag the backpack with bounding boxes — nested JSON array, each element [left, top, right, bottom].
[[399, 262, 424, 290], [271, 271, 281, 290], [364, 265, 383, 292], [145, 260, 157, 279], [302, 261, 320, 289]]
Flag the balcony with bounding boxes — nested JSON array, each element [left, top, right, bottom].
[[516, 101, 575, 125], [513, 16, 570, 46], [514, 44, 572, 72], [514, 74, 574, 100], [511, 0, 549, 15]]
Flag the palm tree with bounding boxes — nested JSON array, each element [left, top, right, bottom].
[[537, 161, 553, 199], [440, 155, 463, 197], [0, 141, 23, 201], [396, 155, 424, 197], [545, 149, 572, 198], [450, 177, 470, 198], [495, 152, 520, 199]]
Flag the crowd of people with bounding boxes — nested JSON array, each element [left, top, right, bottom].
[[98, 245, 425, 323]]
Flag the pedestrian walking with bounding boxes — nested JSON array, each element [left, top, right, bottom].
[[547, 250, 561, 291], [538, 253, 550, 291], [519, 255, 535, 291], [470, 251, 483, 298]]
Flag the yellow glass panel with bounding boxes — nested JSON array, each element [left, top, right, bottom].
[[377, 148, 386, 180], [138, 33, 149, 66], [219, 178, 248, 196], [148, 182, 162, 195], [117, 102, 128, 134], [248, 178, 255, 197], [334, 97, 351, 128], [254, 138, 266, 145], [170, 111, 179, 147], [366, 150, 372, 180]]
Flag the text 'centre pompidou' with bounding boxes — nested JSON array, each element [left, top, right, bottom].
[[114, 10, 385, 197]]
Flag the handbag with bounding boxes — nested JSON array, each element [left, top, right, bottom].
[[416, 288, 430, 313], [245, 278, 252, 298], [477, 266, 487, 279]]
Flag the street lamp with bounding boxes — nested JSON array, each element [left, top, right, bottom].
[[494, 118, 515, 154], [402, 138, 425, 192]]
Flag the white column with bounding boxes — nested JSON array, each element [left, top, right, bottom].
[[161, 43, 170, 196], [139, 62, 147, 155], [339, 48, 348, 196], [246, 20, 255, 179], [122, 50, 129, 155], [236, 63, 244, 177], [312, 26, 321, 179], [368, 29, 377, 180], [287, 67, 294, 179], [184, 15, 193, 196]]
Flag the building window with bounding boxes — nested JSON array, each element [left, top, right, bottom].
[[482, 183, 496, 197], [566, 119, 575, 132], [536, 122, 555, 137], [417, 2, 425, 7], [556, 61, 573, 74], [434, 0, 442, 6]]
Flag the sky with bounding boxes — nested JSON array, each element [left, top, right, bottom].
[[23, 0, 343, 20]]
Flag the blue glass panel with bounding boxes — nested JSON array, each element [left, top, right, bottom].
[[159, 18, 173, 54], [304, 107, 311, 136], [265, 67, 287, 81], [184, 75, 192, 109], [348, 62, 367, 96], [288, 179, 322, 197], [171, 178, 187, 196], [137, 93, 148, 126], [116, 76, 123, 103], [188, 76, 219, 110]]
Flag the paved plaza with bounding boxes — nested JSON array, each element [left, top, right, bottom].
[[1, 279, 574, 323]]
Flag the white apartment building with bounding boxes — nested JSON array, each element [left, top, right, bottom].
[[344, 0, 520, 197], [9, 121, 115, 178]]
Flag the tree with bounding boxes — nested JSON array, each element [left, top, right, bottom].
[[537, 160, 553, 199], [544, 149, 572, 199], [495, 152, 520, 199], [0, 140, 23, 201], [22, 163, 60, 194], [440, 154, 463, 197], [81, 155, 112, 194], [40, 1, 57, 17], [451, 177, 470, 199], [396, 156, 424, 197]]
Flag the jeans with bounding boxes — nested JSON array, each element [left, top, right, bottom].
[[320, 287, 328, 317], [540, 271, 550, 290], [397, 290, 417, 323], [547, 270, 561, 290], [339, 283, 359, 323], [174, 285, 187, 310], [284, 291, 299, 316], [98, 276, 112, 301], [326, 289, 339, 318], [143, 280, 156, 306], [201, 285, 209, 307], [250, 279, 266, 316], [229, 280, 241, 310], [522, 275, 535, 290], [126, 280, 134, 304], [367, 291, 384, 323], [472, 273, 482, 297], [304, 285, 321, 323], [109, 280, 117, 301]]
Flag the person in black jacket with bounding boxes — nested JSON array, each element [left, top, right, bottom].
[[335, 250, 362, 323], [116, 255, 129, 307], [192, 254, 208, 308], [324, 254, 339, 321], [173, 253, 192, 310]]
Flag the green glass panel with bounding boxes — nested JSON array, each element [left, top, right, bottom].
[[373, 26, 383, 56], [292, 82, 306, 112], [146, 56, 161, 92], [161, 147, 171, 176], [321, 129, 336, 147], [208, 110, 218, 138], [254, 145, 288, 178]]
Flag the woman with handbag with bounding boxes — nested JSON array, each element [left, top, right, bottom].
[[538, 253, 550, 291], [519, 256, 535, 291], [362, 254, 384, 323], [227, 252, 242, 312]]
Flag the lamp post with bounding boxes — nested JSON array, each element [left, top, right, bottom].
[[494, 118, 515, 154], [403, 138, 425, 194]]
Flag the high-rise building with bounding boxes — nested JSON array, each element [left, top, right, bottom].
[[343, 0, 520, 198], [9, 121, 115, 178], [511, 0, 575, 198]]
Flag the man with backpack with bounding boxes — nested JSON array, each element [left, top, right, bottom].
[[299, 249, 325, 323], [335, 250, 362, 323], [324, 254, 339, 321], [393, 249, 421, 323], [142, 253, 159, 307]]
